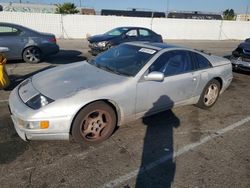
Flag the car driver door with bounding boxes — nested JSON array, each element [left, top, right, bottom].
[[135, 50, 199, 117]]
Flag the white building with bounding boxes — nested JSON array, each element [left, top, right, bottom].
[[236, 14, 250, 21], [0, 3, 56, 13]]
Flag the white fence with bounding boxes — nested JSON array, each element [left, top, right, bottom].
[[0, 12, 250, 40]]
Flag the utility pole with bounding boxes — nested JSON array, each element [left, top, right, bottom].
[[19, 0, 22, 3], [245, 5, 249, 21], [166, 0, 170, 16], [79, 0, 82, 7]]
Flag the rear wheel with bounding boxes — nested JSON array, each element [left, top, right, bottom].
[[72, 101, 117, 145], [23, 46, 42, 64], [197, 79, 221, 109]]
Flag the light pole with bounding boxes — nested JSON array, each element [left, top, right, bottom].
[[167, 0, 169, 13], [245, 5, 249, 21]]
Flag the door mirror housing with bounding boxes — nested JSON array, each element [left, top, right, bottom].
[[0, 47, 9, 53], [144, 71, 164, 82], [121, 34, 127, 39]]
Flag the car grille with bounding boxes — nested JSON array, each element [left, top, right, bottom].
[[242, 57, 250, 62]]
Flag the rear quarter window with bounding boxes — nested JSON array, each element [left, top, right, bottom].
[[193, 52, 212, 69], [0, 26, 20, 36], [139, 29, 151, 37]]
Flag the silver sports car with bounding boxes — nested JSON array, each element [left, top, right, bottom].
[[9, 42, 233, 145], [0, 22, 59, 63]]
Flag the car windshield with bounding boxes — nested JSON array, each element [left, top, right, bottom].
[[105, 28, 129, 36], [88, 44, 157, 77]]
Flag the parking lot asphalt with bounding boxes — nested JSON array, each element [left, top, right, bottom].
[[0, 39, 249, 188]]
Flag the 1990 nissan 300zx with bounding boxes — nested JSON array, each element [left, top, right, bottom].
[[9, 42, 233, 145]]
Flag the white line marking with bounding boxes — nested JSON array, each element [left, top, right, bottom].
[[102, 116, 250, 188], [0, 99, 8, 103]]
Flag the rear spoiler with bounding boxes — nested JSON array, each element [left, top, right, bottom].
[[194, 49, 211, 56]]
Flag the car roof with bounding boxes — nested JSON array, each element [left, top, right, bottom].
[[0, 22, 23, 28], [125, 42, 182, 50], [0, 22, 37, 33], [116, 26, 152, 30]]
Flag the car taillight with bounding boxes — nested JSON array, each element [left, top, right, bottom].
[[48, 37, 57, 43]]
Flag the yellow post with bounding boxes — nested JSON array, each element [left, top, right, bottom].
[[0, 51, 10, 89]]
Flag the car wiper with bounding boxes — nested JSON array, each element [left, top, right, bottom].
[[116, 70, 132, 77], [98, 65, 125, 76], [94, 64, 132, 77]]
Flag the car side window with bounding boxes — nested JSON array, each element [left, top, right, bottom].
[[193, 52, 212, 69], [125, 29, 138, 37], [139, 29, 151, 37], [149, 50, 193, 76], [0, 26, 20, 36]]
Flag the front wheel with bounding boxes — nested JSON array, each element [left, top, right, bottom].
[[23, 46, 42, 64], [72, 101, 117, 145], [196, 79, 221, 109]]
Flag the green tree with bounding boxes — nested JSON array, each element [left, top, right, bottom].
[[223, 9, 235, 20], [55, 3, 79, 14]]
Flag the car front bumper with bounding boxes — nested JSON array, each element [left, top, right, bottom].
[[88, 43, 108, 55], [9, 87, 70, 141], [232, 59, 250, 72]]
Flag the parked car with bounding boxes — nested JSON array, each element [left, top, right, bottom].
[[9, 42, 233, 145], [87, 27, 163, 55], [231, 38, 250, 72], [0, 22, 59, 63]]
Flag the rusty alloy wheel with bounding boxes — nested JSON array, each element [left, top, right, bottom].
[[72, 101, 117, 145], [80, 109, 112, 141]]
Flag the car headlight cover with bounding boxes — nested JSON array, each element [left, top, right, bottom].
[[97, 41, 108, 47], [16, 119, 49, 129], [26, 94, 54, 110]]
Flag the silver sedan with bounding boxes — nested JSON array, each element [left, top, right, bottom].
[[0, 22, 59, 63], [9, 42, 233, 145]]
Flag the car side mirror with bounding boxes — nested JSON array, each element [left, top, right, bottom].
[[0, 47, 9, 53], [122, 34, 127, 39], [144, 71, 164, 82]]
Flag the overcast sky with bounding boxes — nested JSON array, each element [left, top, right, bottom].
[[1, 0, 249, 13]]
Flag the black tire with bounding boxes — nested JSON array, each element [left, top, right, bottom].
[[72, 101, 117, 145], [196, 79, 221, 109], [23, 46, 42, 64]]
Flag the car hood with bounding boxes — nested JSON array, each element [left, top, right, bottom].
[[88, 34, 118, 43], [239, 42, 250, 51], [31, 61, 127, 100]]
